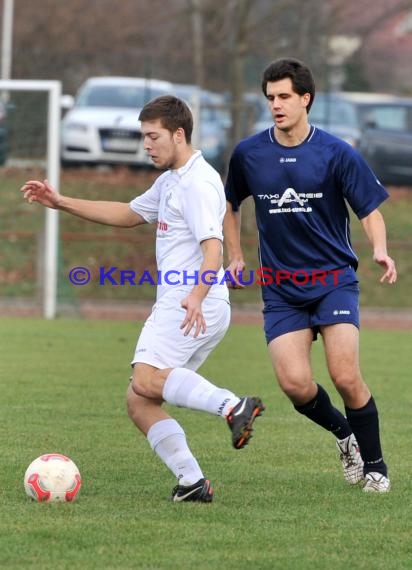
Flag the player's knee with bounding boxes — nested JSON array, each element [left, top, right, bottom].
[[332, 372, 361, 397], [125, 383, 137, 419], [125, 382, 149, 422], [130, 373, 151, 398], [278, 374, 313, 403]]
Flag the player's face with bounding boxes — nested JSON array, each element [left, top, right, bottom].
[[265, 78, 310, 132], [141, 119, 181, 170]]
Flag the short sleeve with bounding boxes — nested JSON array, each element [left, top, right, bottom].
[[129, 181, 160, 223], [225, 144, 252, 211], [337, 146, 389, 219], [183, 181, 224, 244]]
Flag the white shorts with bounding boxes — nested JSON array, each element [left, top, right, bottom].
[[131, 289, 231, 371]]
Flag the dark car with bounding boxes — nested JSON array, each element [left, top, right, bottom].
[[309, 92, 412, 186], [0, 99, 9, 165]]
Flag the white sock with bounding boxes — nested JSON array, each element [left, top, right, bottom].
[[147, 418, 204, 486], [163, 367, 240, 417]]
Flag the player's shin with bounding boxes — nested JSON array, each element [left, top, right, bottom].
[[345, 396, 388, 476], [294, 383, 352, 438]]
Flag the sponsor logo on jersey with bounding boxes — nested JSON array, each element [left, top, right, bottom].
[[157, 220, 168, 231], [278, 188, 305, 207], [257, 186, 323, 214]]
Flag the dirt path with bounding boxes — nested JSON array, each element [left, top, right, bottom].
[[1, 299, 411, 330]]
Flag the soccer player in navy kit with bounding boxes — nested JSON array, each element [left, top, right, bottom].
[[224, 58, 397, 492]]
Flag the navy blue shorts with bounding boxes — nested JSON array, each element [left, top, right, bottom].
[[263, 283, 360, 344]]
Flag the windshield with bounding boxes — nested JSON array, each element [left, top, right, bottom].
[[310, 97, 358, 127], [75, 84, 167, 109], [358, 104, 410, 132]]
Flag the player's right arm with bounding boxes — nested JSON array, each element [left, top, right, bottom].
[[20, 179, 145, 228], [223, 200, 246, 289]]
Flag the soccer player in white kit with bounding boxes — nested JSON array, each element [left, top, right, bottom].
[[21, 95, 264, 503]]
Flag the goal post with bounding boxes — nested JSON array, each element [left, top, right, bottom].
[[0, 79, 61, 319]]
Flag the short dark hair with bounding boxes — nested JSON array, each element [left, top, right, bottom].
[[261, 58, 316, 112], [138, 95, 193, 143]]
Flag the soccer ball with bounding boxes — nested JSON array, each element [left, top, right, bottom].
[[24, 453, 82, 502]]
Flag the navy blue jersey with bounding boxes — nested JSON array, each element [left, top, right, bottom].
[[225, 126, 389, 303]]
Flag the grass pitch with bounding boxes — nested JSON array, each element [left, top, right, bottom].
[[0, 318, 411, 569]]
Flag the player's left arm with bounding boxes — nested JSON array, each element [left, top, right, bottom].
[[360, 208, 397, 284], [180, 237, 223, 337]]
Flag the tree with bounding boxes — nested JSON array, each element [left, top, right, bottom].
[[8, 0, 412, 153]]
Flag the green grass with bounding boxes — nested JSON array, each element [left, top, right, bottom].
[[1, 168, 412, 307], [0, 318, 411, 569]]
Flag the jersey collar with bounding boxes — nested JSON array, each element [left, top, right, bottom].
[[269, 125, 315, 146], [174, 150, 202, 177]]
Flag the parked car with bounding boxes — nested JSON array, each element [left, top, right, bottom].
[[60, 76, 173, 167], [241, 91, 268, 135], [0, 99, 9, 165], [310, 92, 412, 186], [249, 95, 275, 135], [171, 83, 231, 172]]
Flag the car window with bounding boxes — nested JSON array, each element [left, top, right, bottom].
[[75, 85, 165, 109], [200, 107, 216, 122], [310, 98, 357, 127], [362, 105, 409, 132]]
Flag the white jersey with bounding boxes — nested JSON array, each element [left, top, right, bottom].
[[129, 151, 229, 302]]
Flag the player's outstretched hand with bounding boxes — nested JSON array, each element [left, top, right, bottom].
[[374, 253, 397, 284], [225, 259, 247, 289], [20, 179, 61, 209]]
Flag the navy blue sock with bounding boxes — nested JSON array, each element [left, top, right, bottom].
[[345, 396, 387, 477], [294, 384, 352, 438]]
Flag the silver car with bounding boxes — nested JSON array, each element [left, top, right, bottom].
[[61, 76, 173, 167]]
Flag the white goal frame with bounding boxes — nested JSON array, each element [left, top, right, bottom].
[[0, 79, 61, 319]]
